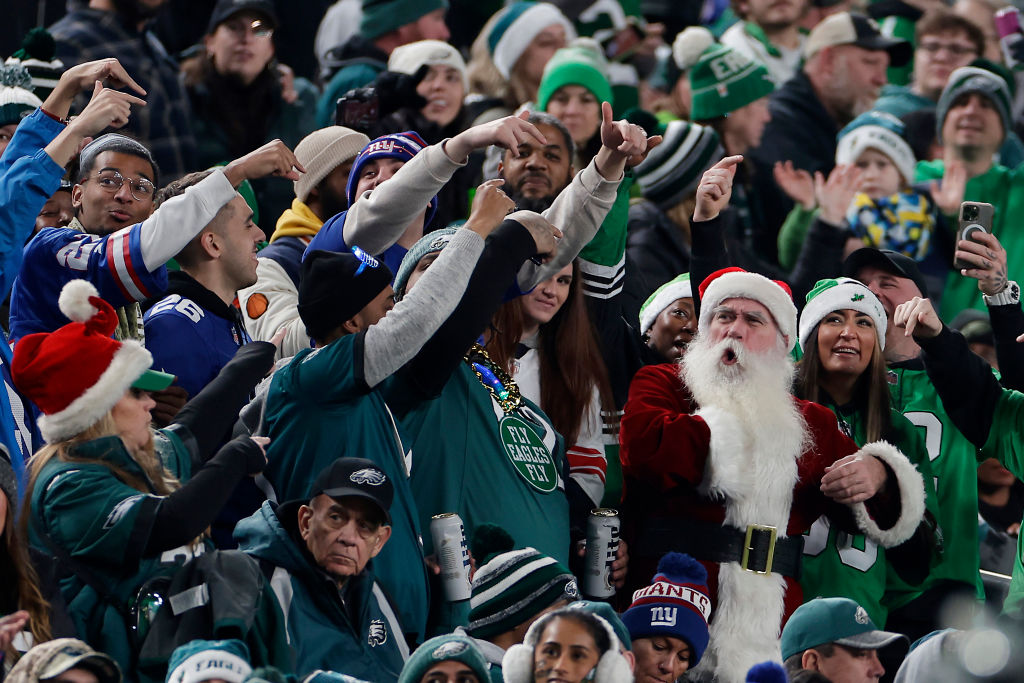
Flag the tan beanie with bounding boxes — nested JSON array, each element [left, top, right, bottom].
[[293, 126, 370, 203]]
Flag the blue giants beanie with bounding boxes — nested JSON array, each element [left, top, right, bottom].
[[346, 131, 438, 226], [621, 553, 712, 665]]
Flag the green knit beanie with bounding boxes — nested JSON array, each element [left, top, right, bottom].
[[537, 41, 613, 112], [398, 635, 492, 683], [936, 64, 1012, 145], [672, 26, 774, 120], [359, 0, 449, 41]]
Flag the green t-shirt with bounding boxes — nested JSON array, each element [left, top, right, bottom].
[[403, 363, 570, 565], [800, 401, 937, 625], [915, 161, 1024, 321], [262, 332, 430, 641]]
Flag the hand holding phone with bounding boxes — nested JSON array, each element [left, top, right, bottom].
[[954, 201, 994, 270]]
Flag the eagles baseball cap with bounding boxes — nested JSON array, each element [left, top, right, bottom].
[[310, 457, 393, 524], [804, 12, 912, 67], [781, 598, 907, 660], [843, 247, 929, 299], [207, 0, 278, 33], [35, 640, 121, 683]]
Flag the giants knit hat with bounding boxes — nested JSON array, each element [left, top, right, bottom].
[[804, 12, 912, 66], [486, 2, 576, 80], [467, 524, 579, 639], [11, 280, 174, 443], [633, 120, 722, 211], [781, 597, 906, 661], [537, 39, 613, 113], [360, 0, 448, 42], [167, 640, 252, 683], [698, 267, 799, 351], [293, 126, 370, 203], [394, 227, 457, 297], [0, 63, 43, 127], [4, 28, 64, 100], [621, 553, 712, 666], [298, 248, 393, 341], [398, 635, 491, 683], [673, 26, 774, 121], [388, 40, 468, 90], [346, 131, 438, 226], [639, 273, 693, 334], [836, 110, 916, 185], [936, 65, 1012, 144], [799, 277, 888, 352]]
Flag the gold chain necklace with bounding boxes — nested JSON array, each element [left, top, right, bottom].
[[464, 343, 523, 414]]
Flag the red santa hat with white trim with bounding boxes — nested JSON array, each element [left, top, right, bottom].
[[697, 267, 798, 351], [11, 279, 174, 443]]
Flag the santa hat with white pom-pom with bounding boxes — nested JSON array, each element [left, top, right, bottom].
[[11, 279, 175, 443]]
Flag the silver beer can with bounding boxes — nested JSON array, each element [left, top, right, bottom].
[[430, 512, 472, 602], [584, 508, 620, 598]]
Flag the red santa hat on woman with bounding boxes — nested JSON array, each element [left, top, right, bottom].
[[697, 267, 798, 351], [12, 280, 174, 443]]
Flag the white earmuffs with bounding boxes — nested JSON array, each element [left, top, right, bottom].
[[501, 608, 633, 683]]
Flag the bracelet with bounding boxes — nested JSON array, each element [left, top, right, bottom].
[[984, 280, 1020, 307], [40, 108, 69, 125]]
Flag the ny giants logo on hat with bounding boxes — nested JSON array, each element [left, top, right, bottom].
[[650, 606, 678, 627], [350, 468, 387, 486], [631, 581, 712, 621], [432, 641, 469, 658], [364, 139, 398, 155]]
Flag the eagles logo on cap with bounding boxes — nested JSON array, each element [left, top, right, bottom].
[[350, 468, 387, 486], [564, 579, 580, 600], [432, 641, 468, 658]]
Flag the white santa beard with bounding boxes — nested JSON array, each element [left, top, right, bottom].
[[680, 335, 811, 682]]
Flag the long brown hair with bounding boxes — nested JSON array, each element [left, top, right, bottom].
[[486, 260, 614, 445], [796, 325, 892, 442], [1, 492, 51, 662]]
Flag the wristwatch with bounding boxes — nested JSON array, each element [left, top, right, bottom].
[[984, 280, 1020, 307]]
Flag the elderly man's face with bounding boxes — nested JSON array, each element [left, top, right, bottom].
[[708, 297, 783, 355], [298, 495, 391, 584]]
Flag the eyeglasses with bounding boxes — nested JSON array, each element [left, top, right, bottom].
[[222, 17, 274, 39], [86, 170, 156, 201], [917, 41, 978, 57]]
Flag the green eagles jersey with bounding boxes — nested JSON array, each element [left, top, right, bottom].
[[887, 362, 986, 603], [800, 402, 937, 625], [402, 362, 570, 564], [261, 332, 430, 641]]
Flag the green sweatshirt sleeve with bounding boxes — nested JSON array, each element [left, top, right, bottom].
[[777, 204, 818, 271]]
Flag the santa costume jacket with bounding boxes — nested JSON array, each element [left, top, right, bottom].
[[620, 362, 925, 682]]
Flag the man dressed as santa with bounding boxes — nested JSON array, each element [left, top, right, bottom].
[[619, 157, 926, 683]]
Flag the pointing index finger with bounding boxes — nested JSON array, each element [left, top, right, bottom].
[[712, 154, 744, 171], [106, 61, 147, 96]]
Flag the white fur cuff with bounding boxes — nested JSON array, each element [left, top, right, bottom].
[[850, 441, 926, 548]]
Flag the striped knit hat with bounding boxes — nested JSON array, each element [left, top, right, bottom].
[[467, 543, 579, 639], [346, 131, 438, 225], [633, 120, 722, 211], [621, 553, 711, 665], [4, 28, 64, 100], [673, 26, 774, 121], [0, 63, 42, 127], [485, 2, 576, 80]]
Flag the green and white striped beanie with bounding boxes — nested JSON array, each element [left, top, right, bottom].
[[633, 120, 722, 211], [467, 547, 579, 639], [799, 277, 887, 352]]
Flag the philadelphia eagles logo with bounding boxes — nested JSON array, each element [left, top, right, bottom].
[[368, 619, 388, 647], [350, 468, 387, 486], [564, 580, 579, 600], [432, 641, 468, 658], [854, 606, 870, 625]]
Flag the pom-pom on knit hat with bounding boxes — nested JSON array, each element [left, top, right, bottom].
[[536, 39, 613, 113], [639, 273, 693, 334], [389, 40, 468, 90], [398, 635, 492, 683], [4, 28, 64, 100], [346, 131, 438, 226], [0, 63, 42, 127], [11, 280, 174, 443], [293, 126, 370, 204], [166, 640, 252, 683], [936, 64, 1012, 144], [634, 120, 722, 211], [621, 552, 712, 666], [673, 26, 774, 121], [799, 277, 887, 352], [485, 2, 576, 80], [467, 524, 579, 639], [836, 110, 916, 185], [360, 0, 449, 42], [698, 267, 798, 351]]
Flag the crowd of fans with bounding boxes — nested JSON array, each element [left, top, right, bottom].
[[4, 0, 1024, 681]]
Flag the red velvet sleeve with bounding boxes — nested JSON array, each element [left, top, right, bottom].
[[620, 363, 713, 491]]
